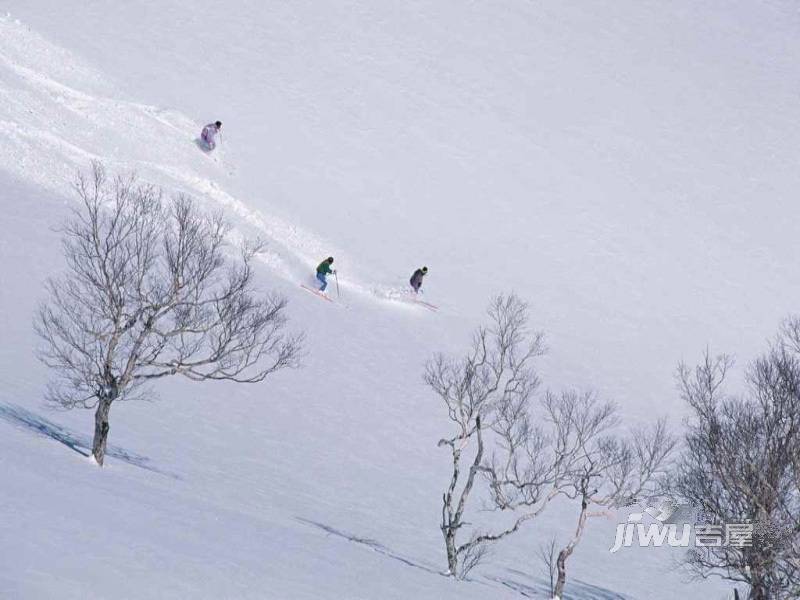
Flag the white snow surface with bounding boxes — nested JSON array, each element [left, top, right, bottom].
[[1, 2, 799, 598]]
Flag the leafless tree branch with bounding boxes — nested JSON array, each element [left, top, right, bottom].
[[670, 323, 800, 600], [35, 163, 303, 465]]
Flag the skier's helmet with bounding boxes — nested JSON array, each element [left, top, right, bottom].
[[327, 256, 334, 263], [422, 266, 428, 273], [215, 121, 222, 128]]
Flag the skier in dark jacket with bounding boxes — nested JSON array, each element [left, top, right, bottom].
[[409, 266, 428, 293], [316, 257, 335, 292]]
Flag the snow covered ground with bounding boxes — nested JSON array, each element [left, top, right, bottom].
[[1, 2, 799, 598]]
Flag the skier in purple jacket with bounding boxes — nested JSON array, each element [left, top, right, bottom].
[[201, 121, 222, 150]]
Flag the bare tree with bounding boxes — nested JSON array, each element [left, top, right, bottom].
[[427, 294, 630, 579], [35, 164, 302, 465], [425, 294, 674, 584], [425, 294, 547, 577], [671, 322, 800, 599], [547, 393, 675, 599], [537, 536, 558, 598]]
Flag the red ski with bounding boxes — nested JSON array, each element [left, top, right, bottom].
[[412, 298, 438, 311], [300, 284, 334, 302]]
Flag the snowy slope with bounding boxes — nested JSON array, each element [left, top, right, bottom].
[[2, 2, 799, 598]]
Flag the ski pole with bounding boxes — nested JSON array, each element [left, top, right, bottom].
[[334, 271, 340, 298]]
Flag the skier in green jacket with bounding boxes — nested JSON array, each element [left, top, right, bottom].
[[316, 257, 335, 292]]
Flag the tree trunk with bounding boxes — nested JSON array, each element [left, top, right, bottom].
[[554, 547, 568, 598], [554, 495, 589, 598], [443, 527, 458, 576], [747, 567, 769, 600], [748, 585, 767, 600], [92, 392, 115, 466], [440, 416, 482, 578]]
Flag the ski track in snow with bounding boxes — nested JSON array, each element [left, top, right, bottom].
[[0, 15, 412, 307]]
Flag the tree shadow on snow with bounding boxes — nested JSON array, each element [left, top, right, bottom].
[[0, 402, 179, 479], [489, 567, 631, 599], [297, 518, 630, 598], [295, 517, 443, 576]]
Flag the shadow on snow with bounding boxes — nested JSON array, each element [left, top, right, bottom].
[[297, 517, 631, 599], [295, 517, 443, 576], [0, 402, 179, 479], [490, 567, 631, 599]]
